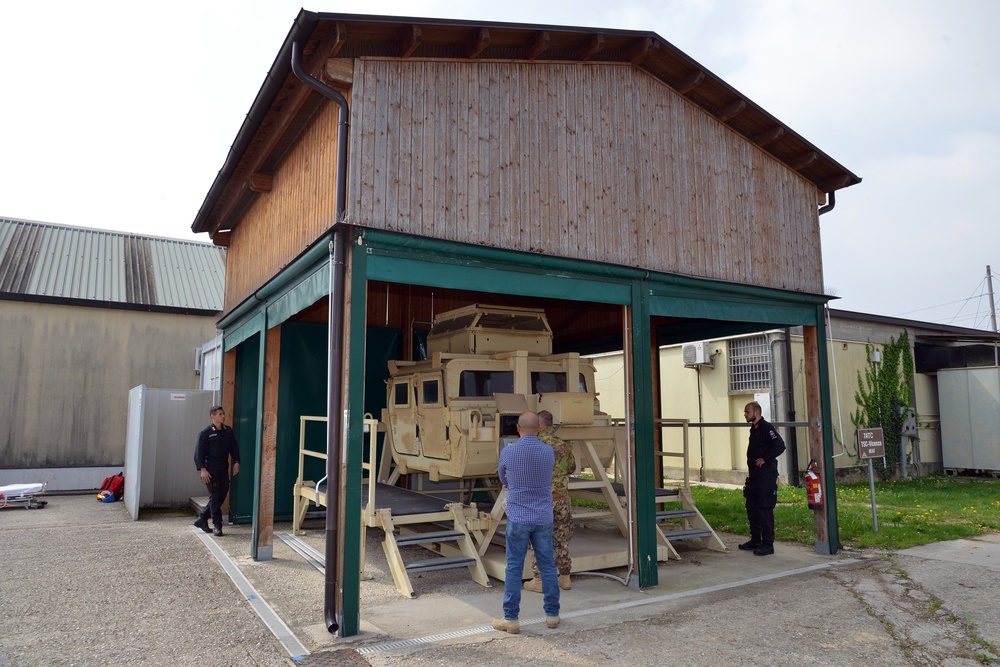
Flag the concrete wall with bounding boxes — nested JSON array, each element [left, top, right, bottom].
[[0, 301, 219, 470]]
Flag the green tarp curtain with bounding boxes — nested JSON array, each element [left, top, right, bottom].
[[266, 263, 330, 327], [224, 311, 265, 352]]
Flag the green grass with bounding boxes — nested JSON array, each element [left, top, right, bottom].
[[689, 475, 1000, 550]]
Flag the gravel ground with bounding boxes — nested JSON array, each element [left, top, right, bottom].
[[0, 496, 291, 667], [2, 495, 998, 667]]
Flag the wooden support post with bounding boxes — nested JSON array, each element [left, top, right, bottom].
[[257, 325, 281, 560], [221, 348, 237, 519], [802, 325, 830, 552]]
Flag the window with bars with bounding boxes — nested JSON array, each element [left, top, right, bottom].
[[728, 335, 771, 392]]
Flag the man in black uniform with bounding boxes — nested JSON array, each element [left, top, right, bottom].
[[739, 401, 785, 556], [193, 406, 240, 537]]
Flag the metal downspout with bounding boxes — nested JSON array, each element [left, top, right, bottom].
[[818, 191, 836, 216], [291, 41, 350, 635]]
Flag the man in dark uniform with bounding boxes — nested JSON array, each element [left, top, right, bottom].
[[193, 406, 240, 537], [739, 401, 785, 556]]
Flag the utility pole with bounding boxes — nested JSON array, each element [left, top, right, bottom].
[[988, 265, 998, 368], [988, 265, 997, 333]]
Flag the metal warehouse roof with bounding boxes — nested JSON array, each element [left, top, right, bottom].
[[0, 217, 225, 314]]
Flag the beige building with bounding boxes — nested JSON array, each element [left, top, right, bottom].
[[593, 309, 1000, 485], [0, 217, 225, 489]]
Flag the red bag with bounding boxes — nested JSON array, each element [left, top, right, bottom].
[[100, 473, 125, 501]]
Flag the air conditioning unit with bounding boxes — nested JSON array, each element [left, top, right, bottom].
[[682, 341, 712, 366]]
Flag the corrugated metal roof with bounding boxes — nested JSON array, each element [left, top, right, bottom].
[[0, 217, 225, 312]]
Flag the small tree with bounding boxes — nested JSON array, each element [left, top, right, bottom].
[[850, 331, 915, 480]]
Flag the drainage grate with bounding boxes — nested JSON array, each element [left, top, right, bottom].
[[294, 648, 371, 666], [357, 624, 497, 655]]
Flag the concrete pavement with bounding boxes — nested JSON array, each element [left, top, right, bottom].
[[1, 495, 998, 666]]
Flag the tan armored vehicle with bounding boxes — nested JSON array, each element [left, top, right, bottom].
[[381, 304, 615, 481]]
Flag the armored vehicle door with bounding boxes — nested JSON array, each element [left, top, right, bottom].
[[387, 377, 419, 456], [416, 372, 449, 460]]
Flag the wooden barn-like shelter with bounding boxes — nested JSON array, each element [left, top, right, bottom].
[[190, 11, 860, 637]]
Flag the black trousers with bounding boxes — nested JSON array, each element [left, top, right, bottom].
[[745, 471, 778, 545], [198, 468, 231, 528]]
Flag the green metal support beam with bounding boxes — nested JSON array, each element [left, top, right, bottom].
[[816, 306, 840, 553], [630, 283, 659, 588], [339, 239, 369, 636]]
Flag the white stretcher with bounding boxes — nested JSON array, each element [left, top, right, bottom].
[[0, 482, 48, 509]]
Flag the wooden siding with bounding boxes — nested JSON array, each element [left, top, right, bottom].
[[224, 100, 344, 313], [347, 59, 823, 294]]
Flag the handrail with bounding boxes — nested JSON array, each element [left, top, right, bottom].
[[298, 416, 330, 489]]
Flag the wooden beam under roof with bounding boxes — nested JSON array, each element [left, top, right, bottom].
[[248, 173, 273, 193], [757, 126, 784, 146], [676, 70, 705, 94], [325, 58, 353, 89], [718, 100, 746, 122], [577, 33, 604, 61], [399, 25, 421, 58], [788, 151, 819, 170], [525, 31, 550, 60], [328, 22, 347, 58], [465, 27, 490, 58], [627, 37, 658, 65]]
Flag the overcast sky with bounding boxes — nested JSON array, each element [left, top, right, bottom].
[[2, 1, 997, 329]]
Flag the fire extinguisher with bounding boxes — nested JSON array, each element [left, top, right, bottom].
[[805, 459, 823, 510]]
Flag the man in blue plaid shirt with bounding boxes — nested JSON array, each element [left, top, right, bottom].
[[492, 411, 560, 634]]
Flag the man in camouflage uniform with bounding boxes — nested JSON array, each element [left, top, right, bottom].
[[523, 410, 575, 592]]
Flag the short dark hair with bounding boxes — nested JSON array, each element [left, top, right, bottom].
[[537, 410, 554, 428], [210, 405, 225, 416]]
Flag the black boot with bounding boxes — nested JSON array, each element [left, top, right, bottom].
[[738, 538, 762, 551]]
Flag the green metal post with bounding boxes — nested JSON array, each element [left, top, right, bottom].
[[815, 306, 840, 553], [338, 239, 368, 637], [630, 281, 658, 588]]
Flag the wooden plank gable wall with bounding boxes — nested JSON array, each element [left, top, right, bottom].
[[348, 59, 823, 294], [222, 56, 825, 313], [224, 101, 344, 313]]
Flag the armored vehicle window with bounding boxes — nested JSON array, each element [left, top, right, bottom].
[[578, 373, 588, 392], [393, 382, 409, 406], [458, 370, 514, 397], [478, 313, 548, 331], [531, 371, 567, 393], [422, 379, 440, 405], [430, 314, 476, 334]]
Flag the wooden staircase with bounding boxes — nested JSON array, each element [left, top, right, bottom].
[[372, 501, 491, 598], [567, 424, 727, 561]]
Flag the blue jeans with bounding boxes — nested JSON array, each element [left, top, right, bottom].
[[503, 520, 560, 620]]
